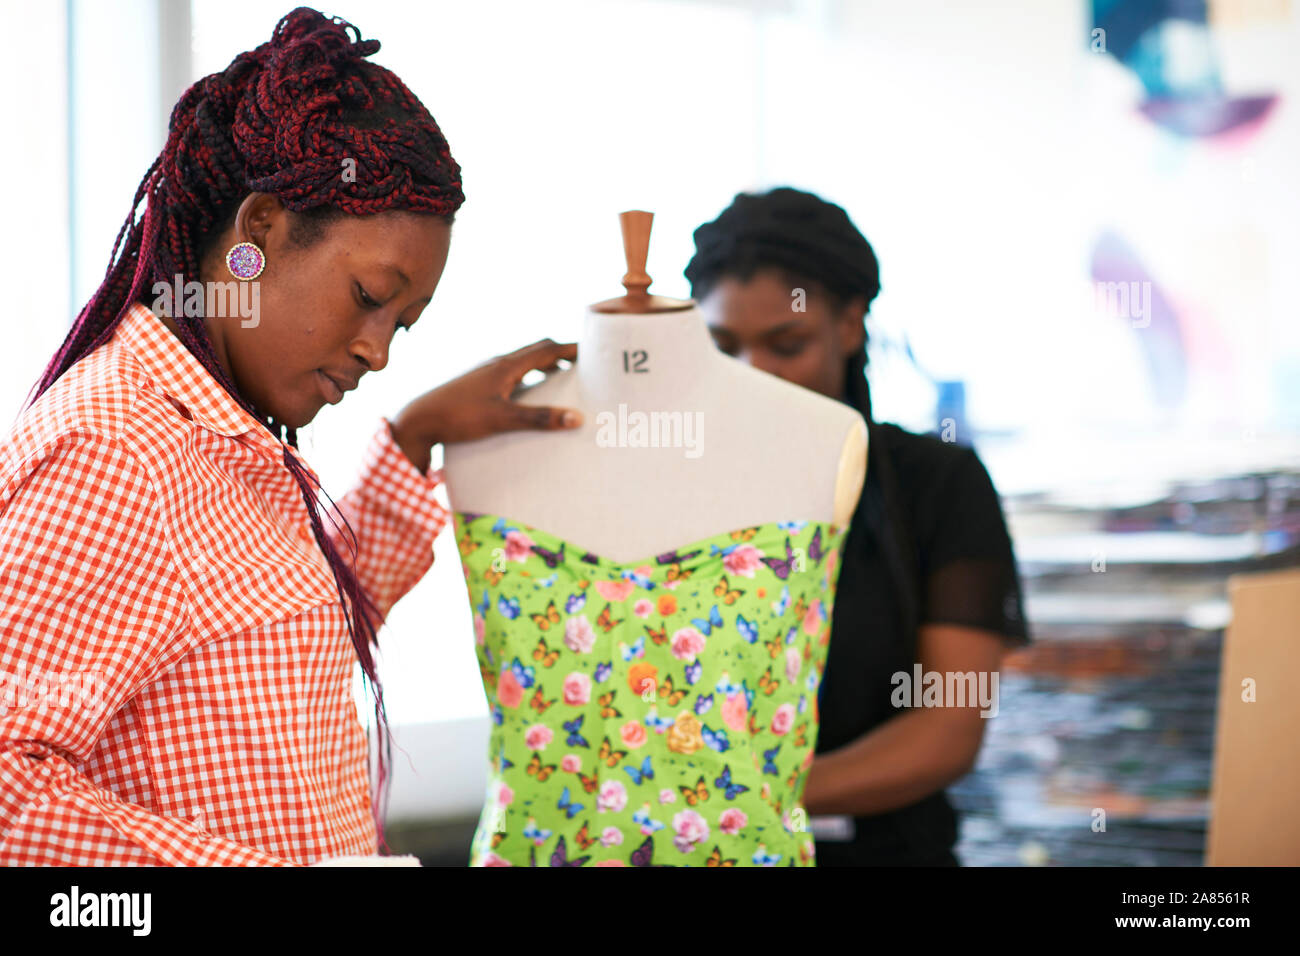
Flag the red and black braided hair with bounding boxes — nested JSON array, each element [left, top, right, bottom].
[[26, 7, 464, 850]]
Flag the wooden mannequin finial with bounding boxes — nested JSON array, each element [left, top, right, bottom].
[[589, 210, 694, 314]]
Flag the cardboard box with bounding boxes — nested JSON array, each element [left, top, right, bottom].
[[1206, 567, 1300, 865]]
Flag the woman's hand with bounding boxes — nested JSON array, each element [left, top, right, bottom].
[[387, 339, 582, 473]]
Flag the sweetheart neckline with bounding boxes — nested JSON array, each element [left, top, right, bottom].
[[452, 510, 844, 572]]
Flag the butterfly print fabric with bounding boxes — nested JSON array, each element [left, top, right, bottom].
[[453, 513, 848, 867]]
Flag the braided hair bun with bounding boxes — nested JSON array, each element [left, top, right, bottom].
[[236, 8, 462, 213], [168, 6, 463, 267]]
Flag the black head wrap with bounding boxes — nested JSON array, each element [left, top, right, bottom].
[[685, 185, 879, 312]]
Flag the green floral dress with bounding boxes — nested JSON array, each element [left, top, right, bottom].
[[453, 512, 848, 867]]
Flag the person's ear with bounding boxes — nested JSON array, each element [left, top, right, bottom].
[[232, 192, 287, 254]]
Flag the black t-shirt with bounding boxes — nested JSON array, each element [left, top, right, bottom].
[[813, 421, 1030, 865]]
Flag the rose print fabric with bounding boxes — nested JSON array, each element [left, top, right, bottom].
[[453, 512, 849, 867]]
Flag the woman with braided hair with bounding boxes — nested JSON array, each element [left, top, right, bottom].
[[0, 7, 580, 866], [685, 187, 1031, 866]]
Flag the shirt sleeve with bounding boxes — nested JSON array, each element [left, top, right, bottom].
[[915, 445, 1030, 645], [0, 429, 298, 866], [321, 418, 451, 624]]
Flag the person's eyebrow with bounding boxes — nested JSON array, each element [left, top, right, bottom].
[[376, 262, 411, 287], [710, 320, 808, 338], [758, 320, 808, 336]]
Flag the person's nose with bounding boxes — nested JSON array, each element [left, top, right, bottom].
[[350, 319, 393, 373]]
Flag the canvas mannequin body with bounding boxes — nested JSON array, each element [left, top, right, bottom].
[[443, 304, 866, 562]]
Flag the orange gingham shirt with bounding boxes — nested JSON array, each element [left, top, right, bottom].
[[0, 301, 449, 865]]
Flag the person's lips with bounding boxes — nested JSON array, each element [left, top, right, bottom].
[[317, 370, 360, 405]]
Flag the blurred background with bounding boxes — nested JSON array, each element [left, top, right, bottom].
[[3, 0, 1296, 865]]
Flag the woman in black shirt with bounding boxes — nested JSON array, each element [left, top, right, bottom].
[[685, 187, 1031, 866]]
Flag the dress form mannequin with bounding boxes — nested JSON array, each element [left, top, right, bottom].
[[443, 212, 866, 562]]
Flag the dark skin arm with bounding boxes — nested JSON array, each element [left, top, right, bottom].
[[801, 623, 1009, 816], [386, 338, 582, 471]]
